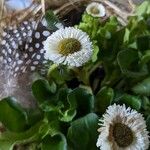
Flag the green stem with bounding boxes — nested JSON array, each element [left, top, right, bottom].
[[72, 67, 90, 86], [89, 61, 102, 75], [47, 64, 58, 79]]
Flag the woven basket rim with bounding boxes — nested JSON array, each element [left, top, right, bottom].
[[54, 0, 134, 25], [0, 0, 135, 32]]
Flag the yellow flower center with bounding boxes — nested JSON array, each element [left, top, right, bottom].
[[90, 6, 100, 14], [112, 123, 133, 147], [58, 38, 81, 56]]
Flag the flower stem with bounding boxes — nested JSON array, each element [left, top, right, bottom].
[[72, 67, 90, 85], [47, 63, 58, 79]]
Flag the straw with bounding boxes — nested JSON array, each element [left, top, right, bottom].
[[0, 0, 136, 36]]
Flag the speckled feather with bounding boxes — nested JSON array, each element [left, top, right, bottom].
[[0, 18, 59, 107]]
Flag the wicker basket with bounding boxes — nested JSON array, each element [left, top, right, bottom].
[[0, 0, 135, 28], [55, 0, 135, 26]]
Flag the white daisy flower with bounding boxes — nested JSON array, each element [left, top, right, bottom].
[[44, 27, 93, 67], [86, 2, 106, 18], [97, 104, 149, 150]]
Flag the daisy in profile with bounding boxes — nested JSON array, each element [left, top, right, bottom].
[[97, 104, 149, 150], [86, 2, 106, 18], [44, 27, 93, 67]]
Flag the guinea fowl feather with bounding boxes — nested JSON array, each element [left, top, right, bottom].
[[0, 17, 61, 107]]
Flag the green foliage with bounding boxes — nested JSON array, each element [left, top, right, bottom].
[[136, 35, 150, 51], [0, 1, 150, 149], [57, 88, 77, 122], [68, 88, 94, 117], [41, 134, 67, 150], [77, 13, 100, 40], [67, 113, 99, 150], [0, 121, 44, 150], [132, 77, 150, 96], [115, 94, 142, 111], [0, 97, 27, 132], [135, 1, 150, 16], [45, 10, 60, 30], [146, 116, 150, 131], [47, 65, 74, 85], [117, 49, 148, 78], [95, 87, 114, 114], [32, 79, 56, 104]]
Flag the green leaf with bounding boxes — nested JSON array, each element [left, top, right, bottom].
[[59, 106, 76, 122], [45, 116, 60, 136], [92, 44, 99, 62], [32, 79, 55, 104], [39, 87, 76, 122], [127, 16, 148, 43], [132, 77, 150, 96], [41, 133, 67, 150], [67, 113, 99, 150], [141, 96, 150, 110], [117, 49, 148, 78], [123, 28, 130, 43], [98, 16, 118, 39], [141, 50, 150, 64], [95, 87, 114, 114], [82, 13, 94, 23], [146, 115, 150, 131], [45, 10, 60, 30], [25, 108, 43, 127], [0, 97, 27, 132], [45, 87, 94, 122], [0, 121, 44, 150], [147, 17, 150, 28], [68, 88, 94, 118], [99, 28, 125, 62], [117, 94, 142, 111], [78, 13, 100, 39], [48, 80, 57, 94], [135, 1, 150, 16], [57, 88, 77, 122], [137, 35, 150, 51], [48, 65, 74, 85]]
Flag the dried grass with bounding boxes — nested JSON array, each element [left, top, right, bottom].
[[0, 0, 6, 19], [0, 0, 135, 33]]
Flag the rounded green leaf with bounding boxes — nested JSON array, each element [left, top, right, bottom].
[[118, 94, 141, 111], [67, 113, 99, 150], [0, 121, 44, 150], [136, 35, 150, 51], [141, 50, 150, 64], [117, 49, 148, 78], [48, 65, 73, 85], [95, 87, 114, 114], [41, 134, 67, 150], [57, 88, 76, 122], [32, 79, 56, 104], [68, 88, 94, 118], [132, 77, 150, 96], [0, 97, 27, 132]]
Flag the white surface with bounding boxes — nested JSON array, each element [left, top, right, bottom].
[[5, 0, 33, 11]]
